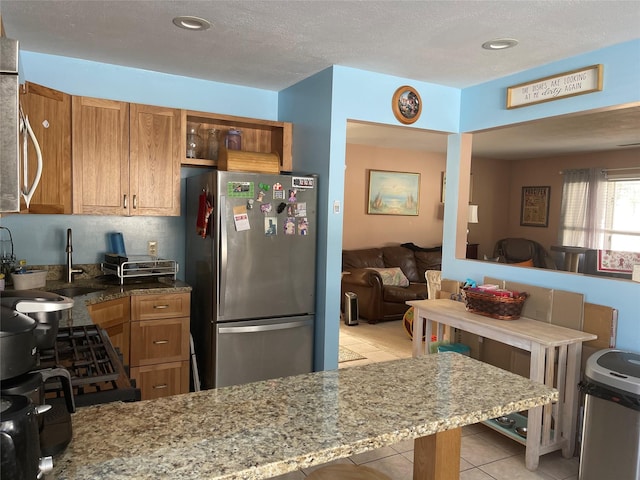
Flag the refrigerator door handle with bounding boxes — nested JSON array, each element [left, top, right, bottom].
[[219, 320, 310, 334], [219, 194, 227, 316]]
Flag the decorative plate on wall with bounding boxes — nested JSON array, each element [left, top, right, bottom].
[[392, 85, 422, 124]]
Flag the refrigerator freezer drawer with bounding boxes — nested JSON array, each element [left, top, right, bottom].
[[215, 316, 313, 388]]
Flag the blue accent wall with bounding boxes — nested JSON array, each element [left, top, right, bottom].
[[449, 40, 640, 352], [3, 40, 638, 369], [20, 52, 278, 116], [279, 67, 336, 371], [295, 66, 462, 370]]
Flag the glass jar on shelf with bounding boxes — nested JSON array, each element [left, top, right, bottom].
[[206, 128, 220, 161], [186, 123, 204, 159], [225, 128, 242, 151]]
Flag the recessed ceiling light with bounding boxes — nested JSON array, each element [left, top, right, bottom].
[[482, 38, 519, 50], [172, 16, 211, 31]]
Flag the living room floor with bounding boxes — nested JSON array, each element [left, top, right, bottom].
[[271, 319, 580, 480]]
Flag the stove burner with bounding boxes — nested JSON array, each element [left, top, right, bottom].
[[38, 325, 139, 407]]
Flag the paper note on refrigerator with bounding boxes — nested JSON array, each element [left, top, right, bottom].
[[233, 205, 250, 231]]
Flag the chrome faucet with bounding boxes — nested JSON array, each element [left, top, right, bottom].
[[65, 228, 84, 283]]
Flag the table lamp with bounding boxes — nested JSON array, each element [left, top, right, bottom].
[[467, 205, 478, 242]]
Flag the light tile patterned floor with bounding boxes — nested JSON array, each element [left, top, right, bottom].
[[270, 319, 580, 480]]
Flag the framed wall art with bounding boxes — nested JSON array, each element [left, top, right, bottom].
[[520, 186, 550, 227], [392, 85, 422, 124], [367, 170, 420, 216]]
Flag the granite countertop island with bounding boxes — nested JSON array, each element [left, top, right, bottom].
[[50, 352, 558, 480]]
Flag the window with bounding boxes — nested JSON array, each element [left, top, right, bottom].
[[605, 178, 640, 251], [559, 168, 640, 252]]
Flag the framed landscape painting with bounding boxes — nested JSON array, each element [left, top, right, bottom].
[[367, 170, 420, 216]]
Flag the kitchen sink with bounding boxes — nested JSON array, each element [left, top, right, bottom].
[[50, 286, 105, 298]]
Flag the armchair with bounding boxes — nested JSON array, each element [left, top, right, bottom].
[[492, 238, 557, 269]]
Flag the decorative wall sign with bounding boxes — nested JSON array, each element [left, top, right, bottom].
[[507, 64, 603, 109], [520, 186, 550, 227], [392, 86, 422, 124], [368, 170, 420, 216]]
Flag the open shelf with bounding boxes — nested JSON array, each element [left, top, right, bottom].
[[181, 110, 292, 172], [483, 412, 528, 446]]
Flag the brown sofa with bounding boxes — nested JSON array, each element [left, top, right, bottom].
[[341, 244, 442, 323]]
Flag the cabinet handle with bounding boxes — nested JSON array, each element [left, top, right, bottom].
[[153, 340, 169, 345], [123, 194, 128, 208], [153, 304, 169, 309], [152, 384, 168, 389], [133, 194, 137, 209]]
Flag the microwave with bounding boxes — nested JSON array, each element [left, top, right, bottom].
[[0, 35, 20, 212], [0, 35, 42, 213]]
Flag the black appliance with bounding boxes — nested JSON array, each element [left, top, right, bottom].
[[0, 304, 53, 479], [0, 394, 53, 480], [1, 368, 75, 457], [1, 290, 77, 458], [1, 290, 74, 349]]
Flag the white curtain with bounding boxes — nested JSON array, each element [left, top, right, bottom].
[[558, 168, 607, 249]]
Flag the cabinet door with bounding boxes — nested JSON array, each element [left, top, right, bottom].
[[87, 297, 131, 365], [129, 104, 181, 216], [130, 317, 190, 366], [130, 361, 189, 400], [72, 96, 129, 214], [19, 82, 72, 214]]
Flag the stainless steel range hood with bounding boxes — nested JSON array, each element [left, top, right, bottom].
[[0, 34, 20, 213]]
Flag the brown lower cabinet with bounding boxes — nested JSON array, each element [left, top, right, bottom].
[[130, 293, 190, 399], [129, 361, 189, 401], [89, 292, 191, 400]]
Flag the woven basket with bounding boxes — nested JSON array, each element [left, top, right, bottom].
[[463, 289, 529, 320]]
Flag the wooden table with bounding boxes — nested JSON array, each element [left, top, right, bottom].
[[51, 354, 556, 480], [408, 299, 596, 471]]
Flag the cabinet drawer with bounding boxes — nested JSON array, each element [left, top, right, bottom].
[[131, 293, 190, 320], [130, 317, 189, 366], [130, 361, 189, 400]]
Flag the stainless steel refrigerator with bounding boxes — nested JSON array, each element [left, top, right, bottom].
[[186, 171, 317, 388]]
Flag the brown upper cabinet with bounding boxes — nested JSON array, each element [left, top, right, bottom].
[[182, 110, 293, 172], [17, 82, 293, 216], [19, 82, 72, 214], [72, 98, 181, 216]]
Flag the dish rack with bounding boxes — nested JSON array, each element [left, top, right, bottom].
[[101, 256, 178, 285]]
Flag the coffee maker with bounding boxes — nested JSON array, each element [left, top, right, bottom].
[[0, 305, 53, 479], [0, 291, 76, 458]]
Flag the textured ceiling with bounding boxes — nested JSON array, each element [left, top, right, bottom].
[[2, 0, 639, 91], [1, 1, 639, 157]]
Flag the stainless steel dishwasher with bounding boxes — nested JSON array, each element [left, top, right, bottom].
[[578, 349, 640, 480]]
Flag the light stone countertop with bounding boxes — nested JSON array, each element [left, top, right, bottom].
[[50, 352, 558, 480]]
